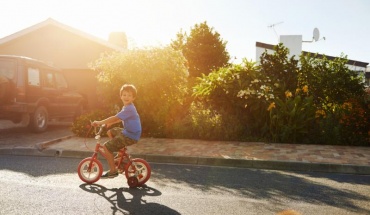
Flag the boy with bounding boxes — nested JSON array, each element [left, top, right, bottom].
[[92, 84, 141, 178]]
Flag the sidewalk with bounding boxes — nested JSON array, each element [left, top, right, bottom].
[[1, 135, 370, 174]]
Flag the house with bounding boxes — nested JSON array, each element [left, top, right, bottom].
[[256, 35, 369, 86], [0, 18, 127, 109], [366, 67, 370, 87]]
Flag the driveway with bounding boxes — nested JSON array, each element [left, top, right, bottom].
[[0, 120, 73, 148]]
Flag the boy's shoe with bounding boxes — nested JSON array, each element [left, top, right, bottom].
[[101, 171, 118, 179]]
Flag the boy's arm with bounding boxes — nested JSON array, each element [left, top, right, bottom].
[[92, 116, 121, 127], [106, 117, 122, 128]]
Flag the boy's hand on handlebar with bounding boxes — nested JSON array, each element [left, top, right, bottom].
[[91, 121, 106, 128], [91, 121, 100, 127]]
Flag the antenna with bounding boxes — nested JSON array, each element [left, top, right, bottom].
[[268, 21, 284, 40], [303, 28, 326, 43]]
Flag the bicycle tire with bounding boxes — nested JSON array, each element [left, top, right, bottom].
[[77, 157, 103, 184], [125, 158, 151, 186]]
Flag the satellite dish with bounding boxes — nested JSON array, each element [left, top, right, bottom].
[[313, 28, 320, 42]]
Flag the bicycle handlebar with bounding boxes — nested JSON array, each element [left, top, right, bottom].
[[95, 124, 106, 136], [89, 120, 106, 139]]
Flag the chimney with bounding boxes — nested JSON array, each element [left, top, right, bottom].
[[108, 32, 128, 49]]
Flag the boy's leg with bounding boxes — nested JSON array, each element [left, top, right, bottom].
[[101, 132, 124, 178], [101, 132, 137, 178], [103, 145, 117, 173], [107, 127, 122, 140], [107, 130, 113, 139]]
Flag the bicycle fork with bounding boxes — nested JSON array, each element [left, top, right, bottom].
[[87, 148, 100, 172]]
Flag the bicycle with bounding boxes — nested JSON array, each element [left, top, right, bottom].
[[77, 124, 151, 188]]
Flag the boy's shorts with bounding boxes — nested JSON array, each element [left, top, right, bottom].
[[104, 127, 137, 153]]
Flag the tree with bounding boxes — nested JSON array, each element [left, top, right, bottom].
[[89, 47, 189, 136], [299, 53, 366, 108], [171, 21, 230, 77], [259, 43, 299, 99]]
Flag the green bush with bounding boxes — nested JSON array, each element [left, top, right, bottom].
[[338, 99, 370, 145], [193, 59, 270, 138], [309, 111, 342, 145], [80, 43, 368, 146], [71, 109, 113, 137], [192, 44, 368, 145]]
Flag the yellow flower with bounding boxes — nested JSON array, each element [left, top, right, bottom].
[[315, 109, 326, 118], [302, 85, 309, 93], [342, 102, 352, 110], [285, 90, 292, 98], [267, 102, 276, 111], [295, 88, 301, 94]]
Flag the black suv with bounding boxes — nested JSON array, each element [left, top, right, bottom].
[[0, 55, 86, 132]]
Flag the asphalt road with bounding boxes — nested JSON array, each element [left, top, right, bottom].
[[0, 155, 369, 215]]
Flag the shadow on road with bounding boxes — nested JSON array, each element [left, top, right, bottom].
[[1, 155, 369, 214], [149, 163, 370, 214], [79, 183, 180, 215], [301, 172, 370, 185]]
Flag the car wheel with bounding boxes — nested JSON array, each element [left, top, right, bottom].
[[29, 106, 48, 133]]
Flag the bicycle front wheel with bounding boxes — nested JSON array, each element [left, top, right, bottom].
[[77, 158, 103, 184]]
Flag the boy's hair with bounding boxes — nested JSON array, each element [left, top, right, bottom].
[[120, 84, 137, 97]]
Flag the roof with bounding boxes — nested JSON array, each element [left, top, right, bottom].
[[0, 18, 125, 52], [256, 42, 369, 68]]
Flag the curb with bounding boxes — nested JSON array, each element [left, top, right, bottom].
[[1, 147, 369, 175], [36, 135, 75, 150], [1, 137, 369, 175]]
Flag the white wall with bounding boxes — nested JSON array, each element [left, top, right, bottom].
[[279, 35, 302, 59]]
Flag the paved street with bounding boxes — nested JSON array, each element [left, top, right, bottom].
[[1, 155, 370, 215]]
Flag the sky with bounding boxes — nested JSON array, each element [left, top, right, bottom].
[[0, 0, 369, 65]]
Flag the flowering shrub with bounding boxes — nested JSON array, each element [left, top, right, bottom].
[[339, 99, 370, 145], [194, 43, 368, 145], [268, 86, 316, 143]]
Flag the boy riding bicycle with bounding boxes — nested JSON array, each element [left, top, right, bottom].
[[92, 84, 141, 179]]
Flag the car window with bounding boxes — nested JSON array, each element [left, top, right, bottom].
[[55, 72, 68, 89], [28, 68, 40, 86], [44, 70, 56, 88], [0, 59, 16, 80]]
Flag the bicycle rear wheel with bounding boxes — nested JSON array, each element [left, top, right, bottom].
[[125, 158, 151, 187], [77, 158, 103, 184]]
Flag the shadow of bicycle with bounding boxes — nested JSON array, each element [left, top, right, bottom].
[[79, 183, 180, 215]]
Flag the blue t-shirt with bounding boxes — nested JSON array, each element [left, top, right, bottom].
[[115, 103, 142, 141]]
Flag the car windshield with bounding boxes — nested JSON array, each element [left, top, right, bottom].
[[0, 59, 16, 80]]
